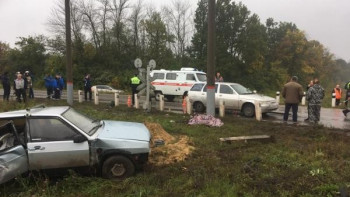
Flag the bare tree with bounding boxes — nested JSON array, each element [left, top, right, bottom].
[[128, 0, 144, 54], [110, 0, 130, 51], [97, 0, 113, 47], [162, 0, 193, 60], [79, 0, 101, 49], [47, 0, 84, 42]]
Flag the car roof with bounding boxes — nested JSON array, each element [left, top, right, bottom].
[[0, 106, 70, 118]]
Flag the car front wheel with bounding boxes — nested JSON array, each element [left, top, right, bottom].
[[193, 101, 205, 112], [102, 155, 135, 179], [242, 103, 255, 117]]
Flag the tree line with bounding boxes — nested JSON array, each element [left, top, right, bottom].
[[0, 0, 349, 93]]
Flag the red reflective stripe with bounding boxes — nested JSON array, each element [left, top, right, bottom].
[[67, 81, 73, 85], [207, 85, 215, 89], [151, 82, 193, 87]]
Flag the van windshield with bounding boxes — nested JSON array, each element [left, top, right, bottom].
[[196, 73, 207, 82]]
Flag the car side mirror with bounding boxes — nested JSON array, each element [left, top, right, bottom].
[[73, 135, 87, 143]]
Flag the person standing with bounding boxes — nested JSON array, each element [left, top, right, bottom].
[[130, 73, 141, 105], [84, 74, 92, 101], [306, 78, 325, 123], [282, 76, 303, 123], [332, 84, 342, 106], [1, 72, 11, 101], [304, 80, 314, 121], [25, 71, 34, 99], [215, 72, 224, 82], [44, 74, 53, 99], [344, 81, 350, 107], [13, 73, 27, 102]]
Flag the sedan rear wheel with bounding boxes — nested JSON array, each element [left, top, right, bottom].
[[102, 155, 135, 179], [193, 101, 205, 113], [242, 103, 255, 117]]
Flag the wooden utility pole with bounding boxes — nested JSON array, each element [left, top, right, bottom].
[[65, 0, 73, 105], [206, 0, 216, 116]]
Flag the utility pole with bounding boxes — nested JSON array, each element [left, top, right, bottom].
[[206, 0, 216, 116], [65, 0, 73, 105]]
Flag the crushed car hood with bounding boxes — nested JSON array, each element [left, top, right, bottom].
[[97, 120, 150, 142]]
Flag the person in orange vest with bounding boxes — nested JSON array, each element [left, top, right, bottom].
[[332, 84, 342, 106]]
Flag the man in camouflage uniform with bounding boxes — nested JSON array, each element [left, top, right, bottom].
[[306, 78, 325, 123]]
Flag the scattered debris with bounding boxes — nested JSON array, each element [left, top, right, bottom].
[[145, 122, 194, 166], [220, 135, 271, 142], [188, 114, 223, 127]]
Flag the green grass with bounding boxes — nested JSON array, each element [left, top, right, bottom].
[[1, 99, 350, 196]]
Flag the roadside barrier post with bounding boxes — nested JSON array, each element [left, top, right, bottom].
[[159, 95, 164, 111], [135, 94, 139, 109], [301, 92, 306, 106], [276, 91, 280, 104], [331, 93, 336, 107], [254, 100, 262, 121], [186, 96, 192, 115], [219, 99, 225, 117], [78, 90, 83, 103], [114, 92, 119, 107], [94, 89, 99, 105]]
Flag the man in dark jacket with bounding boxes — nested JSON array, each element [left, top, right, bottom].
[[1, 72, 11, 101], [84, 74, 92, 101], [44, 74, 53, 99], [282, 76, 303, 122]]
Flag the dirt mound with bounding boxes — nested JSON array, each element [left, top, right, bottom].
[[145, 122, 194, 166]]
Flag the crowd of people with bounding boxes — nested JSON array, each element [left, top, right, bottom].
[[281, 75, 350, 124], [44, 73, 65, 100], [1, 71, 35, 102]]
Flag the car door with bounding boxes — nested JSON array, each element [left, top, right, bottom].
[[217, 84, 239, 109], [0, 121, 28, 184], [27, 118, 90, 170]]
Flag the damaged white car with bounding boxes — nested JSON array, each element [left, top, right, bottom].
[[0, 106, 151, 184]]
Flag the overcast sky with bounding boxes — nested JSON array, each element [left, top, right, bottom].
[[0, 0, 349, 61]]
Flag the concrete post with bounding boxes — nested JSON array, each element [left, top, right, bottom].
[[254, 100, 262, 121], [276, 91, 280, 104], [78, 90, 83, 103], [159, 94, 164, 111], [219, 99, 225, 117], [135, 94, 139, 109], [301, 92, 306, 106], [94, 89, 99, 105], [331, 93, 336, 107], [114, 92, 119, 107], [186, 96, 192, 114]]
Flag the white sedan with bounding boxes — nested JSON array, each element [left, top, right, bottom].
[[91, 85, 123, 93], [188, 82, 278, 117]]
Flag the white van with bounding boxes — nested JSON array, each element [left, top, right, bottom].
[[150, 68, 207, 101]]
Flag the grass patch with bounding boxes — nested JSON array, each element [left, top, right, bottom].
[[1, 99, 350, 196]]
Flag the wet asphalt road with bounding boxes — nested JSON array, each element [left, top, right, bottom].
[[1, 89, 349, 130], [265, 105, 350, 130]]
